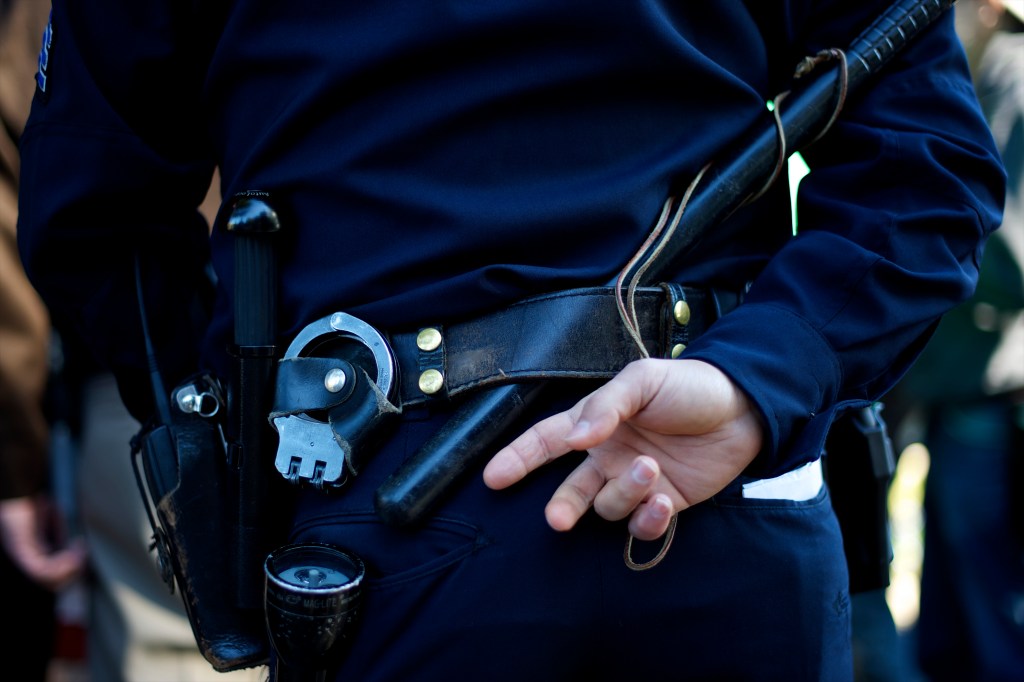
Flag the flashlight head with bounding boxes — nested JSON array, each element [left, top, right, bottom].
[[264, 543, 365, 673]]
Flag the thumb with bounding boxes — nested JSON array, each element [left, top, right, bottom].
[[562, 366, 648, 450]]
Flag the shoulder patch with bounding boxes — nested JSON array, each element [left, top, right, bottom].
[[35, 11, 53, 100]]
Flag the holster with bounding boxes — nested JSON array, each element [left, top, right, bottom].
[[823, 404, 896, 594], [131, 374, 271, 672]]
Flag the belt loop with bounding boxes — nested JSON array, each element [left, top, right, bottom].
[[659, 283, 691, 359], [709, 284, 748, 323], [414, 325, 448, 399], [709, 289, 727, 320]]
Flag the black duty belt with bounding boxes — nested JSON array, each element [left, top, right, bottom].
[[269, 284, 740, 490], [389, 284, 734, 406]]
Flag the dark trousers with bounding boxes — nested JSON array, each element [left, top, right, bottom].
[[287, 388, 853, 681]]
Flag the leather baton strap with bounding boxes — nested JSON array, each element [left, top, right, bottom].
[[390, 284, 734, 407]]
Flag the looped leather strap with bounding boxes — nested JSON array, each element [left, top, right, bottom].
[[624, 514, 679, 571]]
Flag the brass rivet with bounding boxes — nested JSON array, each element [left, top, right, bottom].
[[324, 368, 347, 393], [673, 301, 691, 325], [418, 369, 444, 395], [670, 343, 686, 359], [417, 327, 443, 352]]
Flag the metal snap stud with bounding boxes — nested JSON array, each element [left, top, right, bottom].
[[673, 300, 691, 326], [417, 327, 443, 352], [418, 369, 444, 395], [324, 368, 347, 393]]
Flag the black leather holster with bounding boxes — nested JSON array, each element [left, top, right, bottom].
[[132, 374, 274, 672], [823, 404, 897, 594]]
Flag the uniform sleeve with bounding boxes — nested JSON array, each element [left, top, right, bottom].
[[683, 4, 1007, 476], [16, 0, 218, 421]]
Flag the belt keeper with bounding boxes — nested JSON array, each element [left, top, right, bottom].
[[231, 343, 278, 358], [660, 283, 691, 359], [415, 326, 447, 397]]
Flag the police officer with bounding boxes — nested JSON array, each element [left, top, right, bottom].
[[18, 1, 1005, 680]]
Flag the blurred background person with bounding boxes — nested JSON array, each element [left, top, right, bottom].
[[4, 0, 262, 679], [847, 2, 1023, 680], [890, 0, 1024, 679], [1, 0, 88, 680], [1, 0, 88, 679]]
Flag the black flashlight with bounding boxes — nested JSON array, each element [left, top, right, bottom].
[[264, 543, 366, 682]]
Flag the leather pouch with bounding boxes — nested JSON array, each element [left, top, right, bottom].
[[131, 374, 270, 672], [823, 404, 896, 594]]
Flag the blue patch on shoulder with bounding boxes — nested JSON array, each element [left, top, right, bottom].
[[36, 12, 53, 95]]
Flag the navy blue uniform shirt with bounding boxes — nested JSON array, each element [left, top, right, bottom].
[[18, 0, 1005, 477]]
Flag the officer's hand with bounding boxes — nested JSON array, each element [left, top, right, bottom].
[[483, 358, 764, 541], [0, 496, 87, 592]]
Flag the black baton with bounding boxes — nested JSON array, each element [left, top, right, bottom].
[[226, 192, 282, 609]]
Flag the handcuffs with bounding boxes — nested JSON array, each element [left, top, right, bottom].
[[269, 312, 400, 491]]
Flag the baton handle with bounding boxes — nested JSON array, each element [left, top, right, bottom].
[[374, 0, 955, 526], [226, 192, 281, 609], [375, 383, 544, 526]]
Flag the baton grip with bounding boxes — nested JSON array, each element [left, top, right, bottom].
[[226, 192, 281, 609], [637, 0, 955, 283], [375, 382, 544, 526], [846, 0, 954, 82]]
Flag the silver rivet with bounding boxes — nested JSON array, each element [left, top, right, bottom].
[[324, 368, 347, 393], [417, 327, 442, 352], [419, 369, 444, 395], [673, 301, 691, 325]]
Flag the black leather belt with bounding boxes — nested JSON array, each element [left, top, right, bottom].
[[390, 284, 736, 406], [274, 284, 739, 414], [270, 283, 739, 490]]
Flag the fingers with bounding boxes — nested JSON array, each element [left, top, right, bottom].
[[562, 373, 643, 451], [484, 367, 647, 492], [592, 456, 659, 521], [482, 410, 579, 490], [17, 539, 88, 592], [626, 493, 675, 541], [544, 458, 606, 531], [0, 497, 89, 591], [546, 455, 676, 540]]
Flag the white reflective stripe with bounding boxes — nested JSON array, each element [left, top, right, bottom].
[[741, 458, 823, 502]]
